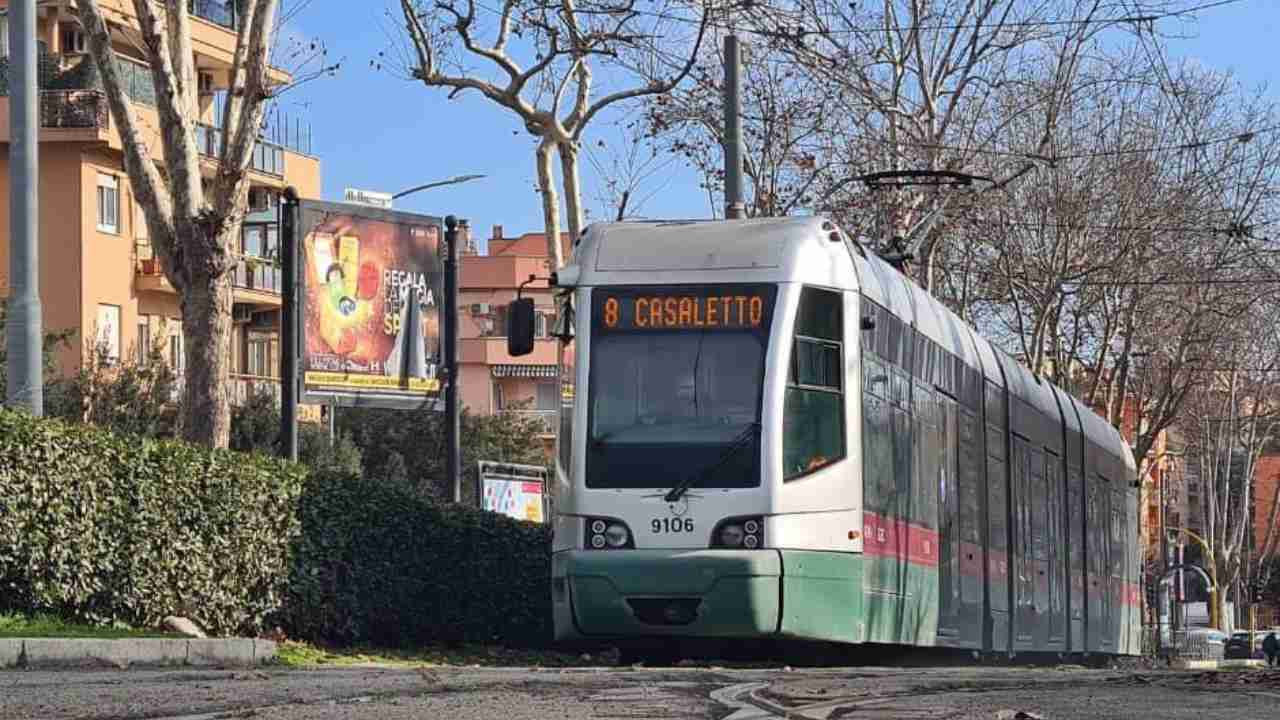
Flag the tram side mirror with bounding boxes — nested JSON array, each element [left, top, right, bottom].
[[508, 298, 536, 356]]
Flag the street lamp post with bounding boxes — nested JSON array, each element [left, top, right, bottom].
[[386, 174, 483, 505], [393, 174, 486, 200]]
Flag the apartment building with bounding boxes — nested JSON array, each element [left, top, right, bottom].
[[457, 225, 572, 450], [0, 0, 320, 409]]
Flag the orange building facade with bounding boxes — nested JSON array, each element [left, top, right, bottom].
[[0, 1, 321, 411], [457, 225, 572, 448]]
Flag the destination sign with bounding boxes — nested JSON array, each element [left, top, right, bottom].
[[593, 286, 776, 332]]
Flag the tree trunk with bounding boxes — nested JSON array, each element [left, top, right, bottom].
[[558, 140, 583, 256], [178, 267, 233, 448], [537, 137, 565, 270]]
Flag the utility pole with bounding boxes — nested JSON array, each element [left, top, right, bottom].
[[6, 0, 42, 415], [723, 34, 745, 220], [444, 216, 461, 503], [279, 187, 299, 462]]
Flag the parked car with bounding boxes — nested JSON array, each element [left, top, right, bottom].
[[1223, 630, 1280, 659], [1225, 631, 1263, 659]]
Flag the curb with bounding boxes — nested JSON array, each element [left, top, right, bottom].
[[1171, 658, 1267, 670], [0, 638, 277, 670]]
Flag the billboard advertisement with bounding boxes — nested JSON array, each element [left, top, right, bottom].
[[478, 461, 549, 524], [298, 199, 444, 408]]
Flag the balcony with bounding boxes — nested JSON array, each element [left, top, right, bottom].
[[196, 124, 287, 177], [40, 89, 109, 129], [230, 373, 280, 407], [136, 258, 175, 293], [0, 89, 111, 143], [503, 409, 557, 435], [232, 255, 282, 307], [136, 257, 281, 307]]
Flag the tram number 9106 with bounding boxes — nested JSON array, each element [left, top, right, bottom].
[[652, 518, 695, 534]]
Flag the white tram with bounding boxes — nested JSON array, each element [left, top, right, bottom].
[[506, 217, 1141, 659]]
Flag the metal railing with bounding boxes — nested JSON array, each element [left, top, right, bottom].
[[1141, 625, 1227, 661], [195, 124, 286, 176], [233, 255, 282, 294], [230, 374, 280, 406], [503, 409, 557, 434], [38, 89, 108, 129]]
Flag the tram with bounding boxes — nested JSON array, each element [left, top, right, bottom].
[[506, 216, 1141, 659]]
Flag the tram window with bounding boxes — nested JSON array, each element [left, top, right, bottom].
[[783, 287, 845, 480], [557, 339, 575, 475], [862, 367, 894, 513], [985, 381, 1005, 428]]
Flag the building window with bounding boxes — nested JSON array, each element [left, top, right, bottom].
[[96, 304, 121, 364], [783, 286, 845, 480], [494, 382, 505, 411], [137, 316, 151, 364], [97, 173, 119, 233], [169, 332, 184, 373], [247, 333, 274, 377], [0, 17, 9, 58]]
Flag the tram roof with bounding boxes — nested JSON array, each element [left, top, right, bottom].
[[574, 217, 851, 288]]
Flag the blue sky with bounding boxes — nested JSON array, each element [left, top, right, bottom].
[[282, 1, 1275, 254]]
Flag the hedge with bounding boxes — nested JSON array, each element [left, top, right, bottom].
[[281, 469, 553, 648], [0, 408, 305, 636]]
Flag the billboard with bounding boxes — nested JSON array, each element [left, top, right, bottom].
[[478, 461, 549, 523], [298, 199, 444, 409]]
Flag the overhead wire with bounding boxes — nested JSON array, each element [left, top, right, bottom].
[[615, 0, 1250, 39]]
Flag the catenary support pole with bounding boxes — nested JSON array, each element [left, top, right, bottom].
[[279, 187, 299, 462], [444, 216, 461, 503], [723, 34, 745, 220], [6, 0, 41, 415]]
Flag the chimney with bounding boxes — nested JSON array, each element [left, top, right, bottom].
[[492, 224, 503, 242], [459, 219, 477, 256]]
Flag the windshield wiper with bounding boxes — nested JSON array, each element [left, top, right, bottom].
[[663, 423, 760, 503]]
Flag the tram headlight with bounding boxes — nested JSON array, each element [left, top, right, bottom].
[[712, 516, 764, 549], [719, 524, 745, 548], [604, 523, 630, 548], [584, 516, 634, 550]]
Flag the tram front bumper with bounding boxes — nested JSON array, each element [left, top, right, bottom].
[[553, 549, 781, 639]]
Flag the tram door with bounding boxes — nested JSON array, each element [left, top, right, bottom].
[[1011, 434, 1034, 646], [934, 388, 960, 641]]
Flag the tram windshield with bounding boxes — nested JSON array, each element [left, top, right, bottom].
[[586, 285, 776, 490]]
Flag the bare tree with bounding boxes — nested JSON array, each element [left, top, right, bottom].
[[73, 1, 286, 448], [395, 0, 713, 269], [1182, 314, 1280, 627], [584, 121, 678, 221], [640, 32, 859, 220], [749, 0, 1152, 289]]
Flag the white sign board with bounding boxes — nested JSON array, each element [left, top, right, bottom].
[[479, 461, 549, 523], [343, 187, 394, 209]]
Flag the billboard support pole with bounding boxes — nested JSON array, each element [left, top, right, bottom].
[[280, 186, 300, 462], [445, 216, 462, 503]]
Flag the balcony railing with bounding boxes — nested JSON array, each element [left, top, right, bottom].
[[195, 124, 286, 176], [38, 89, 108, 129], [233, 255, 282, 294], [191, 0, 238, 30], [230, 374, 280, 406], [502, 409, 557, 434]]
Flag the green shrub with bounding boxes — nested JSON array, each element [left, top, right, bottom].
[[0, 408, 305, 636], [337, 402, 552, 503], [282, 470, 553, 648]]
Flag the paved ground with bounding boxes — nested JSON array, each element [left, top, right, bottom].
[[4, 663, 1280, 719]]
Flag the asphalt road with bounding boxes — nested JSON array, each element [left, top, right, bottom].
[[4, 663, 1280, 719]]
